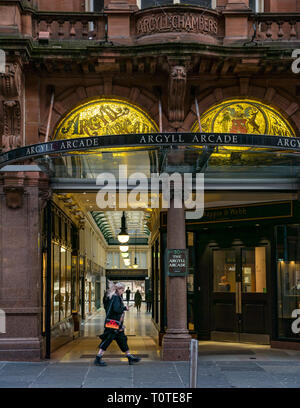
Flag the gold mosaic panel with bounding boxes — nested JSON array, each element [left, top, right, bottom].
[[192, 99, 295, 137], [53, 98, 158, 140]]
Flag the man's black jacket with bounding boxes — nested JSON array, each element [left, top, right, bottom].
[[106, 294, 127, 321]]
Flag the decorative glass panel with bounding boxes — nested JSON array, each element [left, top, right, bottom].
[[54, 98, 158, 140], [192, 99, 295, 137]]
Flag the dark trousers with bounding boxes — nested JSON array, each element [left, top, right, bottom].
[[146, 302, 152, 313], [99, 328, 129, 352]]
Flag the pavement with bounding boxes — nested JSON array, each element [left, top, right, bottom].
[[1, 304, 300, 388], [2, 357, 300, 388]]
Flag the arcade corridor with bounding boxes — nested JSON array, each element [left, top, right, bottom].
[[51, 303, 160, 362]]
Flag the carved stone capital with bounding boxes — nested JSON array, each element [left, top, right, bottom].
[[0, 62, 22, 98], [168, 64, 187, 123], [3, 185, 24, 209], [2, 99, 22, 152]]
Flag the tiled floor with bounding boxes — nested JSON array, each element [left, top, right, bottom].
[[51, 302, 161, 362]]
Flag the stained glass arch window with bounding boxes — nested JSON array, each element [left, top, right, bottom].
[[53, 97, 158, 140], [191, 99, 296, 138]]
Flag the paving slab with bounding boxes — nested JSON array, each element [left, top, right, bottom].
[[29, 383, 80, 389], [132, 383, 186, 388], [217, 362, 265, 371], [82, 379, 130, 388], [0, 374, 41, 383], [270, 373, 300, 388], [196, 374, 233, 388], [0, 383, 31, 388], [222, 371, 283, 388]]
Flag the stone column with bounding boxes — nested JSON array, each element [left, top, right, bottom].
[[223, 1, 252, 45], [162, 152, 191, 361], [106, 0, 137, 43], [0, 167, 50, 361]]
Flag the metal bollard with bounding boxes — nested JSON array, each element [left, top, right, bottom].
[[189, 339, 198, 388]]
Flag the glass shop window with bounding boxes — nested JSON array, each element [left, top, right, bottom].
[[66, 251, 72, 316], [138, 252, 147, 269], [276, 225, 300, 339], [60, 249, 66, 319], [187, 232, 195, 331], [53, 244, 60, 325]]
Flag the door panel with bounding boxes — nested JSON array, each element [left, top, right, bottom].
[[214, 302, 236, 331], [211, 245, 270, 341], [243, 302, 266, 332], [212, 249, 237, 332]]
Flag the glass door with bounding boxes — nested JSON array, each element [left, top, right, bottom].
[[240, 247, 269, 339], [212, 249, 238, 334], [211, 246, 269, 341]]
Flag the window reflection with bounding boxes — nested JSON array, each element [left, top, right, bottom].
[[213, 249, 236, 293], [53, 244, 60, 324], [276, 225, 300, 339], [242, 248, 266, 293]]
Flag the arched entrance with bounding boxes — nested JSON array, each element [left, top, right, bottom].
[[43, 97, 159, 359]]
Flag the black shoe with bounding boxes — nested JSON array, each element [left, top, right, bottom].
[[127, 354, 141, 365], [94, 355, 107, 366]]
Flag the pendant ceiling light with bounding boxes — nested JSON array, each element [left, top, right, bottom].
[[133, 230, 138, 269], [124, 258, 130, 266], [121, 252, 129, 258], [119, 245, 129, 253], [118, 211, 129, 243]]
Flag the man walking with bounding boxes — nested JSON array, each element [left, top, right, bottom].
[[146, 289, 152, 313], [125, 287, 131, 305]]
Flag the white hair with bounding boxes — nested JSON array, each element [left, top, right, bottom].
[[107, 281, 125, 299]]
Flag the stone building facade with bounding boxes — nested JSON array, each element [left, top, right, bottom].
[[1, 0, 300, 361]]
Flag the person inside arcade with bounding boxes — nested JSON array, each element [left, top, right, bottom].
[[94, 281, 141, 366]]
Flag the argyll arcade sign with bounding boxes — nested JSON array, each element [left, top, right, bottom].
[[1, 132, 300, 166]]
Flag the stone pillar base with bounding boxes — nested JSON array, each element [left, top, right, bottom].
[[162, 331, 191, 361], [0, 338, 43, 361]]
